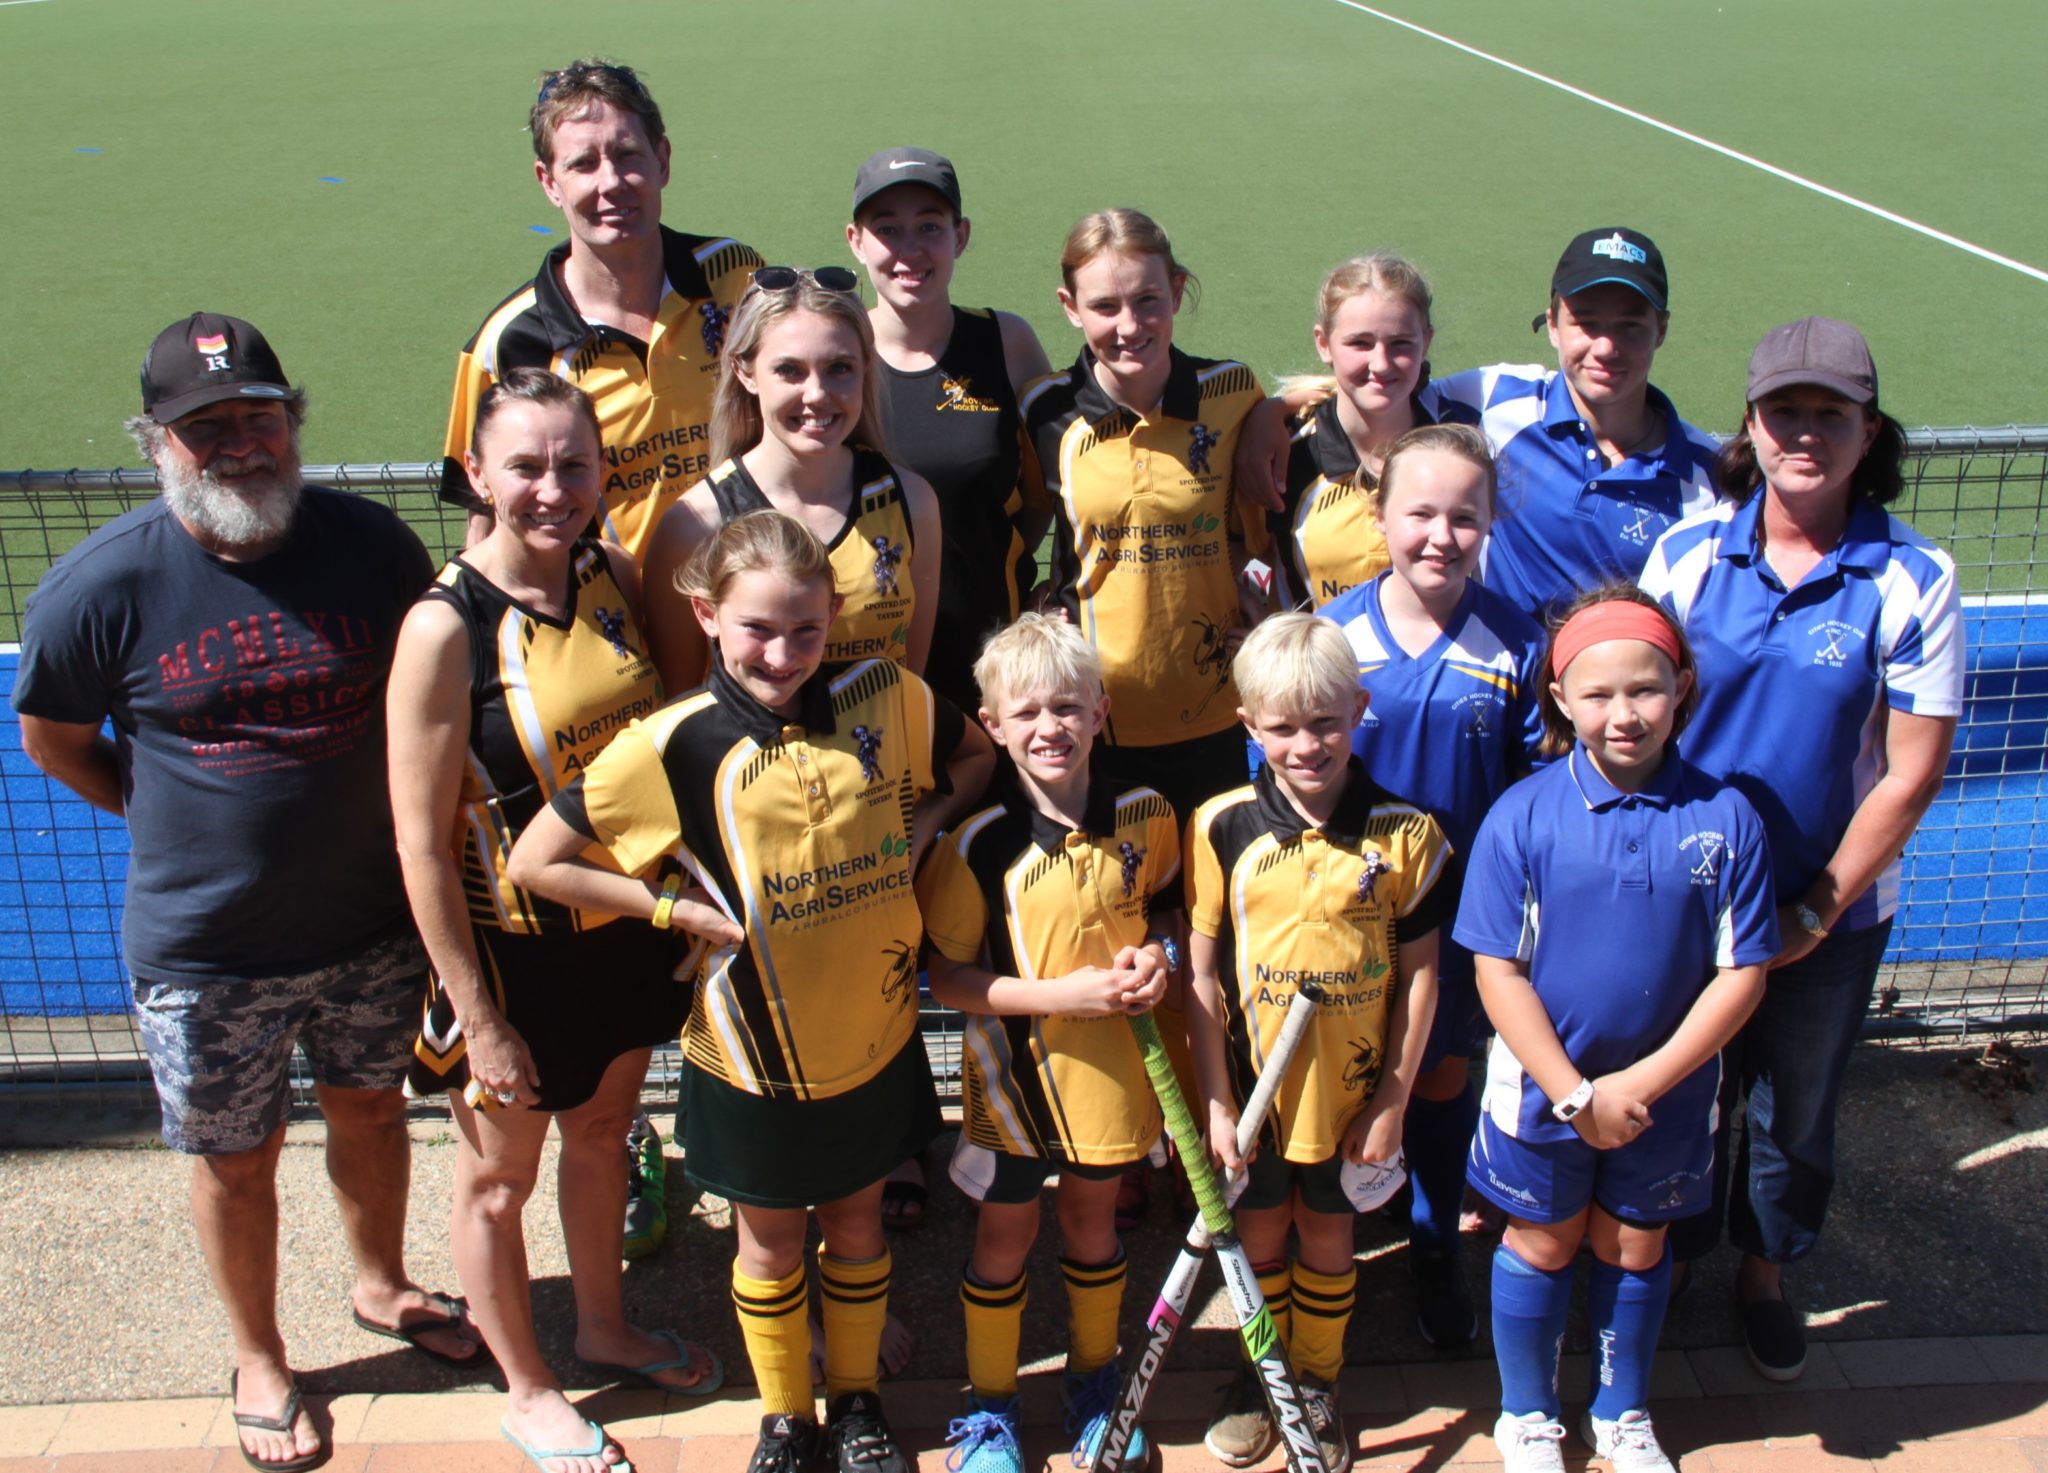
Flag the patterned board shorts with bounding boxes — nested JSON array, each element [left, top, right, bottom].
[[132, 931, 428, 1155]]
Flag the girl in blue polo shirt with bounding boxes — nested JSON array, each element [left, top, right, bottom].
[[1455, 588, 1778, 1473], [1321, 423, 1546, 1350]]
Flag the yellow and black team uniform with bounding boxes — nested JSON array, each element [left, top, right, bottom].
[[915, 769, 1182, 1404], [874, 306, 1047, 709], [404, 538, 681, 1112], [699, 448, 920, 667], [553, 653, 964, 1417], [1024, 346, 1269, 824], [1269, 393, 1437, 612], [1187, 757, 1451, 1378], [439, 226, 763, 564]]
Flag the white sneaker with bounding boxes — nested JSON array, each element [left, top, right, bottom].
[[1493, 1410, 1567, 1472], [1582, 1409, 1676, 1472]]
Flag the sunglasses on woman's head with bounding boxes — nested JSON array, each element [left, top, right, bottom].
[[748, 266, 860, 297]]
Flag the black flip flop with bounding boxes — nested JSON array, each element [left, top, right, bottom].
[[350, 1290, 492, 1369], [230, 1368, 327, 1473]]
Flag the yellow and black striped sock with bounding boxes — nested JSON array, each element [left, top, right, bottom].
[[1255, 1259, 1294, 1351], [731, 1260, 811, 1418], [1289, 1259, 1356, 1382], [818, 1244, 892, 1402], [1062, 1251, 1128, 1376], [961, 1266, 1029, 1400]]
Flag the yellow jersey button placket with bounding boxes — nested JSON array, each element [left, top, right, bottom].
[[785, 727, 831, 825]]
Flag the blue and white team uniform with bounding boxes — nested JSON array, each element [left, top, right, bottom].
[[1638, 495, 1964, 928], [1322, 575, 1547, 1063], [1454, 749, 1780, 1223], [1420, 366, 1720, 621]]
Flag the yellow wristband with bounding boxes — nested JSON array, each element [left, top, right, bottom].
[[651, 874, 682, 931]]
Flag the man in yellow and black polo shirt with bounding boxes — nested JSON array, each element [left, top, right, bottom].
[[440, 58, 761, 563]]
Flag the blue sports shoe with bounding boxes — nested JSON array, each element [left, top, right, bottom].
[[944, 1394, 1022, 1473], [1064, 1362, 1150, 1471]]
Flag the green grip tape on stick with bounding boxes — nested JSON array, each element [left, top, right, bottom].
[[1128, 1009, 1233, 1238]]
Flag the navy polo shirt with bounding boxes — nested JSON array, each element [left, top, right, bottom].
[[1639, 494, 1963, 929], [1421, 365, 1721, 621], [1455, 747, 1779, 1144]]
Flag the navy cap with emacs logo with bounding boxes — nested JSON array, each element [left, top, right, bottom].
[[141, 312, 300, 424], [1550, 227, 1669, 311]]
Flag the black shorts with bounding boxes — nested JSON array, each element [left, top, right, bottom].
[[681, 1034, 943, 1208], [405, 920, 686, 1113], [1235, 1151, 1354, 1215], [1096, 726, 1253, 827], [948, 1138, 1134, 1204]]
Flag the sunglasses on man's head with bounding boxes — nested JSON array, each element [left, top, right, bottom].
[[537, 62, 649, 107], [747, 266, 860, 297]]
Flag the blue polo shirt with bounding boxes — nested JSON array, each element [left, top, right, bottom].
[[1638, 494, 1963, 931], [1454, 748, 1779, 1144], [1420, 365, 1721, 621]]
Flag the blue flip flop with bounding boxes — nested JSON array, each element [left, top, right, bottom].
[[580, 1328, 725, 1397], [501, 1413, 632, 1472]]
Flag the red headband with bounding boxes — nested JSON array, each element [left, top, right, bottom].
[[1550, 602, 1683, 681]]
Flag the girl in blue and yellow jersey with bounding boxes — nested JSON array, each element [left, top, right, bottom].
[[1269, 253, 1441, 612], [509, 511, 995, 1473], [389, 371, 713, 1473], [1320, 425, 1546, 1350], [641, 271, 944, 694]]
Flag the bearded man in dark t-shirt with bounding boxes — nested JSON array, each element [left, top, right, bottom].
[[12, 314, 484, 1469]]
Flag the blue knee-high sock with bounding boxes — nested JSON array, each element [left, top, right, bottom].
[[1491, 1242, 1573, 1420], [1587, 1242, 1672, 1420], [1405, 1085, 1479, 1253]]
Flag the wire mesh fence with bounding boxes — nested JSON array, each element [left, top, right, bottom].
[[1, 431, 2043, 1117]]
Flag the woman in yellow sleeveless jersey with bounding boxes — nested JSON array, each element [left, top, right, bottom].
[[389, 371, 716, 1473], [641, 271, 943, 691]]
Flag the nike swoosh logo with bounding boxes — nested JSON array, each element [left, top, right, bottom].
[[888, 159, 922, 169]]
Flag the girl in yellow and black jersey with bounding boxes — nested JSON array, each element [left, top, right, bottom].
[[1267, 253, 1441, 612], [642, 271, 943, 691], [1022, 208, 1269, 828], [509, 510, 994, 1473]]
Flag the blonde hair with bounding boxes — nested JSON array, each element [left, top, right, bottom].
[[709, 280, 890, 467], [1059, 208, 1201, 308], [1234, 613, 1359, 719], [973, 613, 1104, 712], [1282, 251, 1437, 403], [676, 509, 834, 605], [1370, 422, 1498, 517]]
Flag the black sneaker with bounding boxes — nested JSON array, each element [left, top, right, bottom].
[[748, 1411, 820, 1473], [1413, 1248, 1478, 1349], [1742, 1295, 1807, 1382], [824, 1390, 909, 1473]]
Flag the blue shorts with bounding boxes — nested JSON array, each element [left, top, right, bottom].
[[133, 931, 427, 1156], [1465, 1110, 1713, 1226]]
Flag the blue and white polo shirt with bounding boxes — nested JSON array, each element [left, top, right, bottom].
[[1421, 365, 1721, 620], [1638, 494, 1964, 930], [1454, 748, 1780, 1145]]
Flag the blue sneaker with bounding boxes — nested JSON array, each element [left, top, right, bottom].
[[944, 1394, 1022, 1473], [1064, 1363, 1149, 1471]]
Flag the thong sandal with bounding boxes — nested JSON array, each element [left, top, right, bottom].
[[230, 1369, 326, 1473], [580, 1328, 725, 1396], [350, 1290, 491, 1369], [502, 1412, 632, 1473]]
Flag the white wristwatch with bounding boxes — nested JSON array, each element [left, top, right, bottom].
[[1551, 1077, 1595, 1123]]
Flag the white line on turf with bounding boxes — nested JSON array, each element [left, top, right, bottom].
[[1326, 0, 2048, 288]]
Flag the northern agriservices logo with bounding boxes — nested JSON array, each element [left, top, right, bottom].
[[759, 839, 913, 924]]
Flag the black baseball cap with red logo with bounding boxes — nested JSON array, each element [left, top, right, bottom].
[[140, 312, 302, 424]]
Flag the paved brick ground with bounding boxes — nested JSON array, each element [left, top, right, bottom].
[[0, 1338, 2041, 1471]]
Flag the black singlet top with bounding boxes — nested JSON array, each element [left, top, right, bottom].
[[873, 307, 1031, 707]]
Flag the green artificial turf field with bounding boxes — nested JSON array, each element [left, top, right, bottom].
[[2, 0, 2044, 479]]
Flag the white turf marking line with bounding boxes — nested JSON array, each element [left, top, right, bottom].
[[1326, 0, 2048, 288], [0, 1, 62, 8]]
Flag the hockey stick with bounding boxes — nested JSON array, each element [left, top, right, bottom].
[[1099, 981, 1330, 1473]]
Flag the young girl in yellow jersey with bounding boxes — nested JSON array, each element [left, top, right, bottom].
[[508, 510, 993, 1473], [641, 271, 943, 691]]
